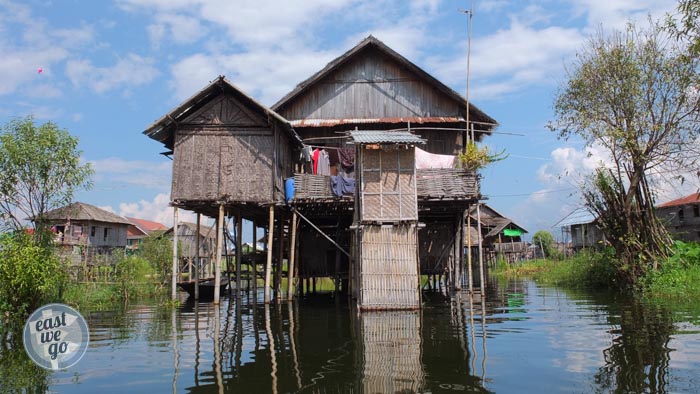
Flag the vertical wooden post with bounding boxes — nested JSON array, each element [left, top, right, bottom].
[[275, 212, 284, 300], [252, 222, 258, 292], [476, 203, 485, 297], [195, 213, 200, 300], [264, 205, 274, 304], [456, 212, 464, 290], [214, 204, 224, 305], [236, 214, 243, 298], [287, 212, 297, 300], [171, 207, 179, 301]]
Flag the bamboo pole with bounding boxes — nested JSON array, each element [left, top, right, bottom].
[[214, 204, 224, 305], [252, 222, 258, 292], [236, 214, 242, 298], [171, 207, 179, 301], [264, 206, 274, 304], [275, 212, 284, 300], [476, 203, 485, 297], [195, 213, 200, 300], [287, 212, 297, 300], [214, 304, 223, 394]]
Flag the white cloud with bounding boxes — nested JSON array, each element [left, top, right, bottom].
[[572, 0, 676, 32], [116, 192, 198, 226], [147, 12, 206, 48], [89, 157, 171, 190], [65, 54, 159, 94], [426, 20, 583, 100]]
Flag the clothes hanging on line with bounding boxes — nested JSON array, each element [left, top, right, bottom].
[[317, 149, 331, 175], [330, 175, 356, 197]]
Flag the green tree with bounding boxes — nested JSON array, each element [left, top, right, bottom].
[[0, 116, 93, 232], [532, 230, 556, 258], [139, 233, 174, 286], [549, 19, 700, 286]]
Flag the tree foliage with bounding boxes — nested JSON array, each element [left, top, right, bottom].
[[0, 232, 66, 322], [457, 141, 506, 172], [549, 19, 700, 286], [138, 234, 174, 286], [532, 230, 555, 258], [0, 116, 93, 232]]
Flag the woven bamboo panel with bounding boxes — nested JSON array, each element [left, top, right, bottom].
[[293, 174, 333, 199], [359, 311, 425, 393], [416, 168, 479, 198], [360, 147, 418, 222], [359, 224, 419, 309]]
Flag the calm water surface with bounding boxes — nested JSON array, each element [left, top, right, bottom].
[[4, 278, 700, 393]]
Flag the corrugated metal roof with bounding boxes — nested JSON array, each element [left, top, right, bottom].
[[554, 208, 596, 227], [349, 130, 426, 145], [291, 116, 464, 127]]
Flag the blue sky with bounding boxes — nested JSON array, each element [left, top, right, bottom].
[[0, 0, 684, 240]]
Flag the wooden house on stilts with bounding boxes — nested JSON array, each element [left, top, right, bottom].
[[143, 35, 498, 309]]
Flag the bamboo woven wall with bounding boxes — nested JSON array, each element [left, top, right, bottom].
[[359, 310, 425, 393], [360, 147, 417, 222], [170, 92, 293, 204], [358, 224, 420, 309], [416, 168, 479, 198], [293, 174, 333, 199]]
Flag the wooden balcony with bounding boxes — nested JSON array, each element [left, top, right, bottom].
[[291, 169, 479, 202]]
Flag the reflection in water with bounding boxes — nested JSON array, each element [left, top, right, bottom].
[[2, 278, 700, 393], [594, 297, 674, 394], [358, 311, 424, 393]]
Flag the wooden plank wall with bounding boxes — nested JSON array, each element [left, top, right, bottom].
[[280, 48, 461, 121]]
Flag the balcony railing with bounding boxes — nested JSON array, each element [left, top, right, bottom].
[[292, 169, 479, 201]]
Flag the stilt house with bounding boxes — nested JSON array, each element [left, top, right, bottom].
[[144, 35, 498, 309]]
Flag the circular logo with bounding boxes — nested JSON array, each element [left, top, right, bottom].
[[23, 303, 89, 370]]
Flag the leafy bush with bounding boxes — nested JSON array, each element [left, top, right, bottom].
[[0, 232, 66, 321], [114, 254, 153, 301]]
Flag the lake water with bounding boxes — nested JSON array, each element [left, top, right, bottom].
[[3, 278, 700, 393]]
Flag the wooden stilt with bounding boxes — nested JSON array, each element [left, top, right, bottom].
[[287, 212, 297, 300], [467, 208, 473, 293], [252, 223, 258, 292], [264, 205, 274, 304], [236, 214, 242, 298], [214, 204, 224, 305], [275, 212, 284, 300], [476, 203, 485, 297], [171, 207, 179, 301], [195, 213, 200, 300]]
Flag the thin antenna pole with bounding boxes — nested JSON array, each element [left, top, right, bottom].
[[461, 1, 474, 151]]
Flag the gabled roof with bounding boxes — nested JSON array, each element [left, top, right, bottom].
[[126, 217, 168, 237], [468, 204, 528, 237], [35, 202, 131, 225], [554, 207, 597, 227], [163, 221, 216, 240], [272, 35, 497, 130], [143, 75, 302, 150], [657, 192, 700, 208]]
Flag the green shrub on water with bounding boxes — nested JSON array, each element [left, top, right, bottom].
[[114, 253, 154, 302]]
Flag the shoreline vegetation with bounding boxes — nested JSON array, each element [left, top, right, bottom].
[[493, 241, 700, 302]]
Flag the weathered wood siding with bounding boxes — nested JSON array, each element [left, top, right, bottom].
[[359, 147, 417, 222], [280, 48, 462, 120], [171, 93, 293, 203]]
